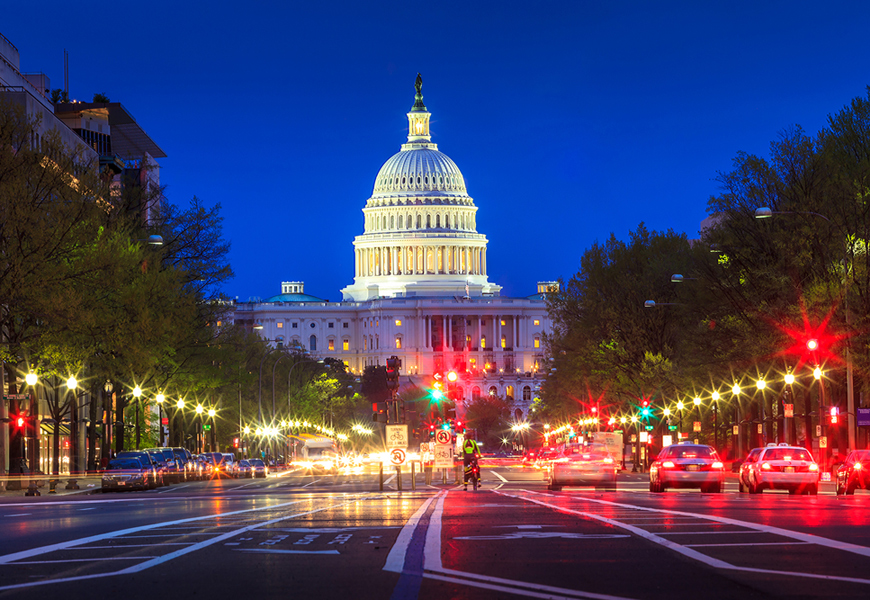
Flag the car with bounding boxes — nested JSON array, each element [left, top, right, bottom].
[[742, 443, 819, 495], [168, 447, 196, 481], [737, 448, 764, 493], [521, 449, 541, 466], [236, 459, 253, 478], [249, 458, 268, 478], [221, 453, 238, 477], [144, 448, 182, 483], [114, 451, 159, 489], [547, 443, 617, 491], [145, 450, 171, 487], [649, 443, 725, 493], [533, 449, 557, 469], [836, 449, 870, 495], [102, 458, 153, 492]]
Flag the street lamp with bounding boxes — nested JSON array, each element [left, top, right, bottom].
[[66, 376, 79, 476], [208, 408, 216, 452], [175, 398, 186, 449], [731, 384, 742, 458], [711, 391, 721, 452], [676, 401, 684, 440], [156, 394, 166, 447]]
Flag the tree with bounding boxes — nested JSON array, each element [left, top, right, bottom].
[[464, 393, 510, 447]]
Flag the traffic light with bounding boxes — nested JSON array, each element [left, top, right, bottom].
[[830, 406, 839, 424], [428, 424, 435, 438], [233, 438, 240, 448], [430, 379, 444, 402], [16, 416, 25, 429], [591, 406, 597, 414], [641, 398, 649, 408], [372, 401, 387, 423], [807, 338, 819, 351], [641, 407, 651, 418], [386, 356, 401, 390]]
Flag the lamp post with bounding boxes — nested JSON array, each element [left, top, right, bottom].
[[630, 415, 640, 473], [66, 376, 79, 476], [711, 391, 720, 452], [24, 372, 38, 478], [208, 408, 216, 452], [755, 378, 767, 447], [156, 394, 165, 447], [676, 401, 684, 441], [692, 396, 701, 441], [783, 370, 795, 445], [195, 404, 204, 453], [132, 386, 143, 450], [102, 381, 113, 464], [731, 384, 742, 459], [756, 206, 856, 452], [814, 365, 827, 470], [175, 399, 185, 449]]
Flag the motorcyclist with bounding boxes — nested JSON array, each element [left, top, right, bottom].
[[462, 437, 481, 491]]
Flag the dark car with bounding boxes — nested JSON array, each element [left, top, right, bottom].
[[236, 459, 253, 478], [114, 451, 159, 489], [145, 450, 170, 487], [144, 448, 181, 483], [102, 458, 152, 492], [204, 452, 233, 478], [836, 449, 870, 495], [169, 447, 196, 481], [249, 458, 268, 478]]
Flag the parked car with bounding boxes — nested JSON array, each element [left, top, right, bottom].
[[236, 459, 253, 478], [649, 443, 725, 493], [741, 443, 819, 495], [145, 450, 170, 487], [738, 448, 764, 493], [249, 458, 269, 478], [114, 451, 159, 489], [221, 453, 238, 477], [102, 458, 152, 492], [169, 447, 196, 481], [836, 449, 870, 495], [547, 443, 617, 491], [144, 448, 182, 483]]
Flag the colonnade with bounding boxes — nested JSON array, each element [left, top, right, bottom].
[[355, 245, 486, 277]]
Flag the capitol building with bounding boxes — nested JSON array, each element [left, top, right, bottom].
[[232, 76, 554, 415]]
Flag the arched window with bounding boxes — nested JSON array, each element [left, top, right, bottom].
[[523, 386, 532, 401], [481, 336, 486, 349], [416, 214, 421, 229], [505, 385, 514, 401], [436, 214, 441, 228], [501, 335, 507, 348], [534, 336, 540, 349], [395, 335, 402, 349], [488, 386, 498, 397], [426, 214, 431, 228], [398, 215, 404, 229], [472, 386, 481, 401], [390, 215, 394, 229], [309, 335, 317, 351]]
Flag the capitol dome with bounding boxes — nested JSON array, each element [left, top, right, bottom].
[[341, 74, 501, 302], [372, 148, 467, 198]]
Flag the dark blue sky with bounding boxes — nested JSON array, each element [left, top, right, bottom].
[[5, 2, 870, 300]]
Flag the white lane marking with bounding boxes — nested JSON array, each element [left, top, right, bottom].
[[302, 479, 322, 488], [499, 491, 870, 586], [419, 492, 639, 600], [235, 548, 340, 555], [3, 514, 31, 517], [685, 542, 814, 548], [14, 557, 159, 564], [73, 544, 192, 548], [491, 471, 508, 482], [78, 508, 97, 511], [424, 571, 640, 600], [383, 492, 441, 573], [0, 498, 358, 592], [0, 498, 307, 565], [494, 484, 504, 490], [383, 473, 397, 485], [655, 530, 766, 536], [114, 533, 224, 538]]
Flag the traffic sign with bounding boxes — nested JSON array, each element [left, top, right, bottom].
[[784, 404, 794, 418], [433, 445, 453, 468], [435, 429, 452, 445], [389, 448, 406, 466], [668, 425, 677, 431], [693, 421, 701, 432], [644, 425, 653, 431], [385, 424, 409, 449], [820, 436, 828, 449]]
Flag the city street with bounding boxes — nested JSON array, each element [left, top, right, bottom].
[[0, 463, 868, 599]]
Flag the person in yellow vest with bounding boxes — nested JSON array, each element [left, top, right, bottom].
[[462, 437, 481, 491]]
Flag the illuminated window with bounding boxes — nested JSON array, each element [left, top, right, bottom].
[[277, 322, 283, 329], [501, 319, 506, 326], [395, 319, 402, 327], [395, 336, 402, 349], [472, 386, 481, 400], [533, 319, 540, 326], [328, 339, 335, 351], [501, 335, 507, 348], [466, 334, 472, 349], [216, 321, 222, 327], [481, 337, 486, 349], [364, 338, 367, 350], [534, 336, 540, 349], [343, 339, 349, 351]]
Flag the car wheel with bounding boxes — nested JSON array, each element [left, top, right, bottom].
[[749, 481, 760, 494], [547, 483, 561, 491], [836, 481, 845, 495], [738, 481, 748, 493], [808, 484, 818, 495]]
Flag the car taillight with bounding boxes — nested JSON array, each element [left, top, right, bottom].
[[761, 462, 771, 470], [809, 463, 819, 471], [662, 461, 675, 468], [855, 462, 863, 471], [603, 457, 614, 464], [712, 461, 724, 469]]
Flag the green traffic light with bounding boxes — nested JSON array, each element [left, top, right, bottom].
[[431, 389, 443, 401], [641, 408, 650, 418]]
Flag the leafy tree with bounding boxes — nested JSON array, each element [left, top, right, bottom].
[[464, 393, 510, 447]]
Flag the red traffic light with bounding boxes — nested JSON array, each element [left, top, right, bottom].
[[591, 406, 598, 413], [641, 399, 650, 408], [830, 406, 839, 424], [446, 370, 458, 382], [807, 338, 819, 351], [233, 438, 240, 448]]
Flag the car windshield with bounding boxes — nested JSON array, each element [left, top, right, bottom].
[[764, 448, 812, 461], [668, 446, 714, 459], [250, 459, 265, 467], [108, 459, 141, 470], [308, 448, 333, 459]]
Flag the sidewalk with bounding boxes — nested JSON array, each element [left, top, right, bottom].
[[0, 474, 102, 497]]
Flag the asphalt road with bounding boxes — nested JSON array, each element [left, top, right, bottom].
[[0, 464, 868, 599]]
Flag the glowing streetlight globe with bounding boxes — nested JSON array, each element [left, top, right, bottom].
[[693, 397, 701, 406], [663, 408, 671, 417], [676, 401, 684, 411], [630, 415, 638, 423], [814, 367, 822, 380], [208, 409, 216, 418], [732, 384, 741, 396], [25, 372, 37, 386], [176, 399, 185, 409], [195, 405, 203, 414], [784, 373, 795, 385], [156, 393, 165, 404], [711, 391, 720, 401], [243, 426, 250, 435], [133, 386, 142, 398], [66, 376, 78, 390], [756, 379, 766, 390]]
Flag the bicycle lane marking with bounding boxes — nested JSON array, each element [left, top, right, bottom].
[[497, 489, 870, 586], [403, 491, 641, 600], [0, 496, 362, 592]]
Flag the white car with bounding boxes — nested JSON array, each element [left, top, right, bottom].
[[547, 443, 617, 491], [742, 443, 819, 495], [649, 443, 725, 493]]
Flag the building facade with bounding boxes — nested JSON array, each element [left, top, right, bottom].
[[233, 76, 555, 417]]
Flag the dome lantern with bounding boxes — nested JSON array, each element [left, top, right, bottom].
[[406, 73, 432, 145]]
